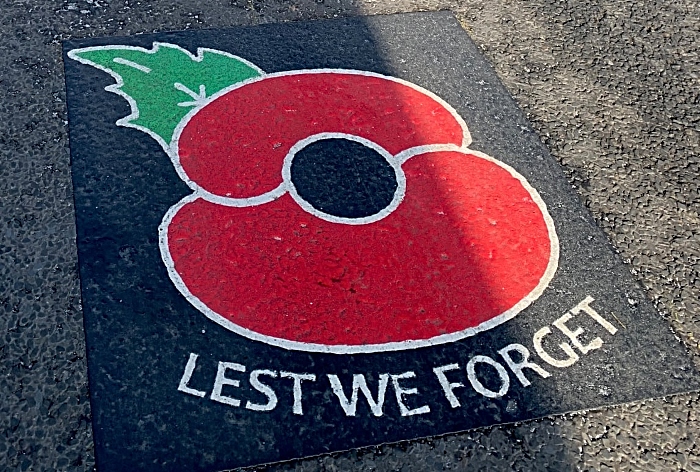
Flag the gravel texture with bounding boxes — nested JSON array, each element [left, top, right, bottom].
[[1, 0, 698, 471]]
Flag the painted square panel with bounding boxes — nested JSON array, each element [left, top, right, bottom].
[[63, 12, 699, 472]]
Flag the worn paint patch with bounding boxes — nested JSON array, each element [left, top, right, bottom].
[[63, 12, 699, 472]]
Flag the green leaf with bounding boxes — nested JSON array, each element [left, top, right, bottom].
[[68, 43, 263, 147]]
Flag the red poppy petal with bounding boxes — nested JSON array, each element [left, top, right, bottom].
[[165, 151, 553, 348], [176, 72, 465, 198]]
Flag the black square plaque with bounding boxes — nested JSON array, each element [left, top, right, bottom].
[[63, 11, 699, 472]]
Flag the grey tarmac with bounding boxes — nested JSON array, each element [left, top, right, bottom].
[[1, 0, 698, 471]]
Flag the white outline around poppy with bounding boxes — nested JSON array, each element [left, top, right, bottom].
[[69, 44, 559, 354]]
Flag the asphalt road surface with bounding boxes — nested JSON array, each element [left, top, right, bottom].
[[1, 0, 698, 471]]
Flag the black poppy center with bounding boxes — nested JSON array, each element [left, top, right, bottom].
[[289, 138, 398, 219]]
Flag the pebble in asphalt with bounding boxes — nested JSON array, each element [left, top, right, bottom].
[[0, 0, 698, 471]]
